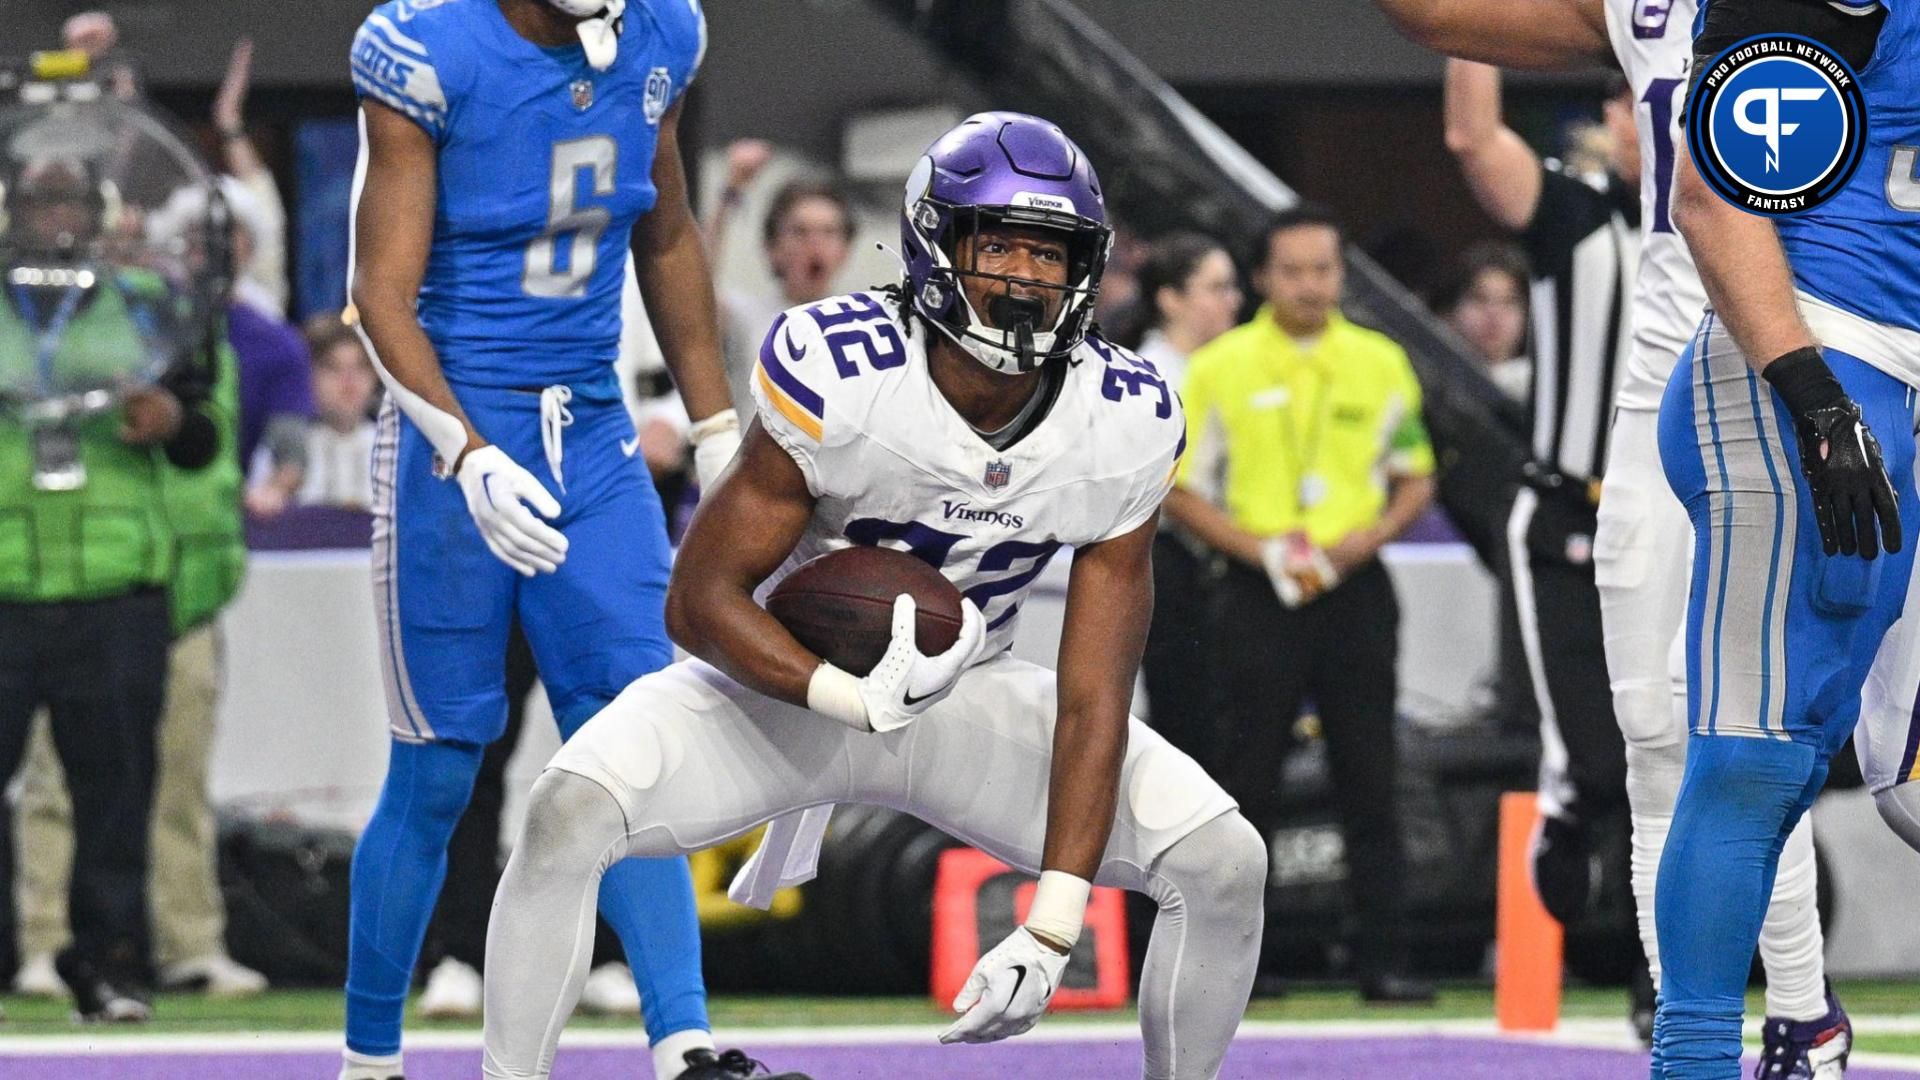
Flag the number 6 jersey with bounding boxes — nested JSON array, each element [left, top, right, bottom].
[[751, 291, 1187, 657], [350, 0, 706, 389]]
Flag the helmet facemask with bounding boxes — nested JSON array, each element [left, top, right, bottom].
[[909, 200, 1110, 375]]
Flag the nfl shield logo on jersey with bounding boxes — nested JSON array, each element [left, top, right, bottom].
[[644, 67, 672, 124], [983, 459, 1012, 491], [570, 79, 594, 111]]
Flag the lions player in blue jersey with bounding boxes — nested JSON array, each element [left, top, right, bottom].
[[1656, 0, 1920, 1075], [346, 2, 806, 1079]]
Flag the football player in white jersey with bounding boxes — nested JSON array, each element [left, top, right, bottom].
[[1368, 0, 1882, 1070], [479, 112, 1265, 1080]]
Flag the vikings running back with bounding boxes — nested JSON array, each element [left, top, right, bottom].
[[481, 113, 1266, 1080], [345, 3, 801, 1079]]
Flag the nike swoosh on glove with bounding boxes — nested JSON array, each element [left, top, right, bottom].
[[861, 594, 987, 733], [938, 927, 1070, 1045], [455, 444, 569, 576]]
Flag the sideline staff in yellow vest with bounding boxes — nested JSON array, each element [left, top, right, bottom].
[[1164, 203, 1437, 1003]]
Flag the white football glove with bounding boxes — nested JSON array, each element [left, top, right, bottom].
[[807, 594, 988, 733], [455, 445, 568, 577], [939, 926, 1070, 1045], [689, 407, 743, 494]]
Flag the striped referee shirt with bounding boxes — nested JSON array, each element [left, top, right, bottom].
[[1521, 163, 1641, 484]]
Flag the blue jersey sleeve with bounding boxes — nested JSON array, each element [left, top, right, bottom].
[[351, 3, 453, 142], [645, 0, 708, 105]]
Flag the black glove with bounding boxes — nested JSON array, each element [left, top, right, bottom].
[[1764, 346, 1902, 559]]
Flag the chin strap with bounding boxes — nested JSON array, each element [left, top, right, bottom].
[[576, 0, 626, 71]]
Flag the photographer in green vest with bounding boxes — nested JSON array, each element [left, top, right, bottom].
[[12, 327, 260, 1002], [0, 88, 230, 1021]]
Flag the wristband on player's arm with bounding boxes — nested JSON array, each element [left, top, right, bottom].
[[1025, 871, 1092, 951], [1762, 346, 1849, 419], [806, 662, 870, 731]]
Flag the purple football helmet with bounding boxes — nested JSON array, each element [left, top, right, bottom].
[[900, 112, 1112, 374]]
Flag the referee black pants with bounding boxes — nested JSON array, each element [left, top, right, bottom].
[[1142, 532, 1220, 772], [1505, 487, 1626, 826], [0, 589, 169, 983], [1209, 558, 1410, 977]]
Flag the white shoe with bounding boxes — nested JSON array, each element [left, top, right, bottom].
[[159, 953, 269, 997], [577, 962, 642, 1017], [418, 957, 483, 1020], [14, 952, 64, 998]]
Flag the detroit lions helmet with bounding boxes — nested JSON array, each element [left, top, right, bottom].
[[901, 112, 1112, 374], [545, 0, 627, 70]]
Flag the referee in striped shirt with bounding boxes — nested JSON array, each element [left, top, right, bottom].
[[1443, 60, 1641, 930]]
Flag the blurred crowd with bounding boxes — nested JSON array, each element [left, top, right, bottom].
[[0, 8, 1640, 1014]]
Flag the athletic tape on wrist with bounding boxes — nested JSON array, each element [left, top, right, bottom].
[[806, 662, 870, 731], [688, 407, 741, 446], [1025, 870, 1092, 950]]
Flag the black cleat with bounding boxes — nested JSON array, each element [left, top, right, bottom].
[[1529, 813, 1594, 926], [679, 1047, 815, 1079], [53, 949, 151, 1023], [1629, 956, 1656, 1048]]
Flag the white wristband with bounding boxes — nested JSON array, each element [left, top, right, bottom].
[[1025, 870, 1092, 950], [806, 662, 869, 731]]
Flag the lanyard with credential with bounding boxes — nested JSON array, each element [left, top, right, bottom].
[[1274, 352, 1333, 515], [11, 284, 89, 394]]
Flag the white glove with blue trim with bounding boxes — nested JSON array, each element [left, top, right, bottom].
[[455, 445, 568, 576]]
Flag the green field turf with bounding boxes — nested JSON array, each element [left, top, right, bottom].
[[0, 981, 1915, 1055]]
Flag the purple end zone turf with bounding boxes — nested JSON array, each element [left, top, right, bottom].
[[5, 1037, 1911, 1079]]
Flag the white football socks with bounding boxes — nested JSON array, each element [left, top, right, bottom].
[[1759, 815, 1828, 1022], [340, 1049, 403, 1080], [653, 1028, 718, 1080]]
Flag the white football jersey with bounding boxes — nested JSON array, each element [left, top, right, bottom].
[[1606, 0, 1709, 411], [749, 290, 1185, 658]]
